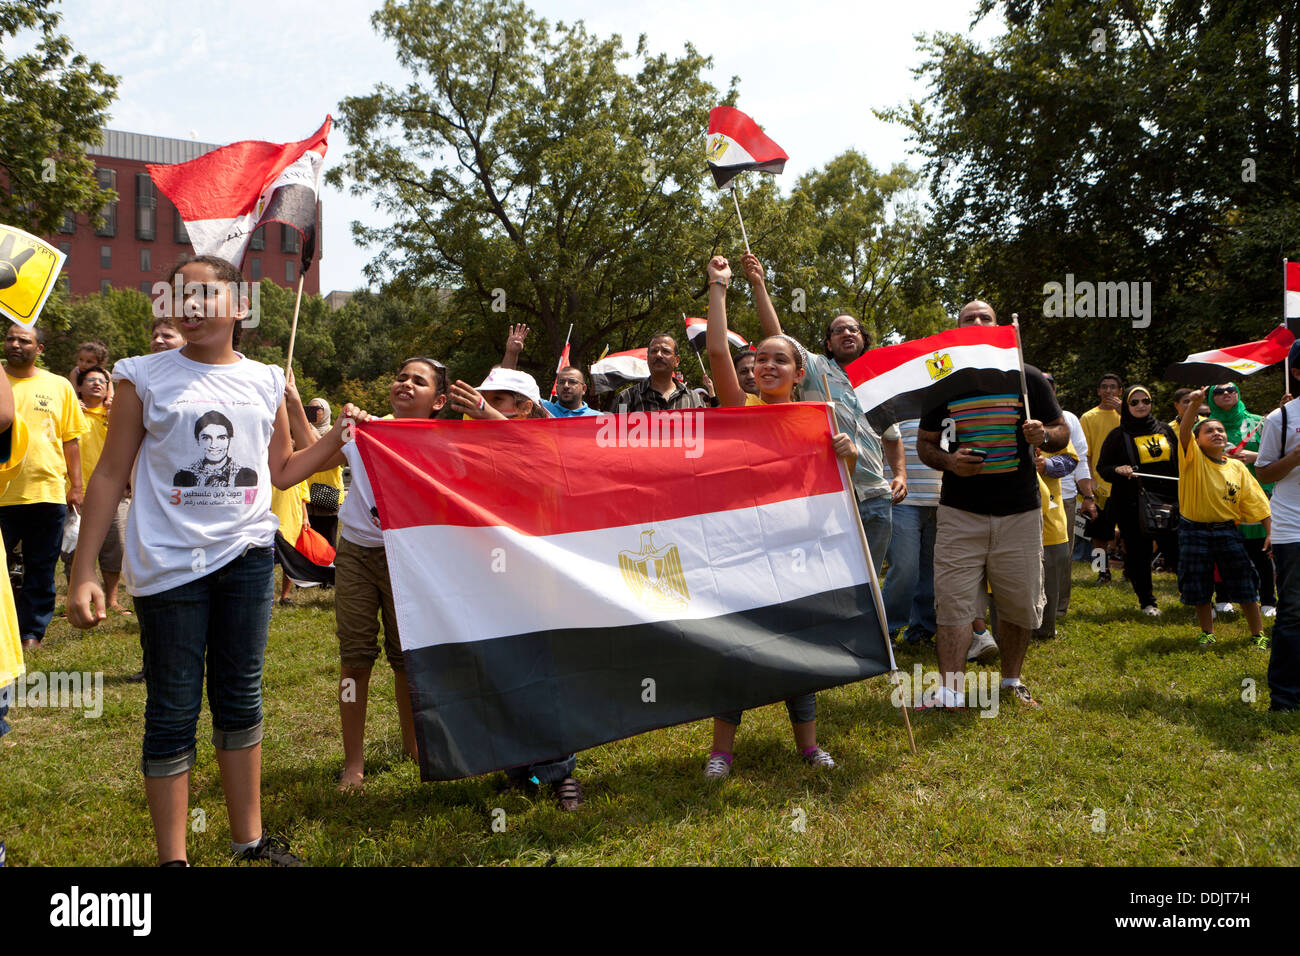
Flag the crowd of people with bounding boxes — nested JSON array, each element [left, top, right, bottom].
[[0, 249, 1295, 869]]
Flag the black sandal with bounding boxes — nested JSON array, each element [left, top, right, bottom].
[[554, 776, 584, 812]]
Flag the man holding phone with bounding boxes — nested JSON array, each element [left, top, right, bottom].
[[916, 301, 1068, 710]]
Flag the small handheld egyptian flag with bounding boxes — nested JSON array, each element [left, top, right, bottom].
[[705, 106, 788, 189], [0, 224, 65, 328], [148, 117, 330, 271], [683, 315, 748, 354], [1286, 261, 1300, 333]]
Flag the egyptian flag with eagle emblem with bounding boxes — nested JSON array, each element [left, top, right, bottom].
[[1164, 325, 1295, 384], [846, 325, 1024, 434], [354, 405, 891, 780], [683, 315, 748, 354], [705, 106, 788, 189], [147, 117, 331, 271]]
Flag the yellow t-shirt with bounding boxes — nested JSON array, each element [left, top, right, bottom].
[[78, 404, 109, 485], [1179, 439, 1271, 524], [1038, 442, 1078, 547], [0, 368, 88, 506], [1079, 406, 1120, 501], [745, 393, 764, 406], [271, 479, 310, 544], [308, 464, 346, 507], [0, 416, 30, 688]]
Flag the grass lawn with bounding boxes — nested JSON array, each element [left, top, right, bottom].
[[2, 562, 1297, 866]]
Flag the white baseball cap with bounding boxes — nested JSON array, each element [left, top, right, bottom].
[[476, 367, 543, 406]]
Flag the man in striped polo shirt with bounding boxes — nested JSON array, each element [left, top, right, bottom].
[[916, 301, 1069, 709]]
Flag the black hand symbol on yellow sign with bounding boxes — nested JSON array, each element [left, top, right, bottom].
[[0, 234, 36, 290]]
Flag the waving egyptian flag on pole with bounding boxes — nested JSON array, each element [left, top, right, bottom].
[[590, 347, 649, 394], [1164, 325, 1296, 385], [550, 324, 573, 400], [1284, 260, 1300, 382], [845, 325, 1024, 434], [706, 106, 787, 253], [355, 405, 891, 780], [683, 315, 747, 354], [148, 117, 331, 372]]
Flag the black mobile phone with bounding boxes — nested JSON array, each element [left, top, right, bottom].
[[964, 447, 989, 460]]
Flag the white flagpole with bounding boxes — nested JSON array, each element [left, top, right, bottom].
[[1011, 313, 1032, 421], [284, 273, 305, 375], [822, 379, 916, 756], [729, 183, 752, 254]]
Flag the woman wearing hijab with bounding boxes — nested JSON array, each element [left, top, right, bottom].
[[1097, 386, 1180, 615], [1207, 383, 1276, 616], [305, 398, 345, 548]]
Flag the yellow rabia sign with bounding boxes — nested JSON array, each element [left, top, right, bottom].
[[0, 225, 66, 328]]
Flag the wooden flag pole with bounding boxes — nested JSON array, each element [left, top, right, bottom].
[[822, 378, 916, 756], [1010, 313, 1032, 422], [284, 273, 305, 376], [729, 183, 752, 254]]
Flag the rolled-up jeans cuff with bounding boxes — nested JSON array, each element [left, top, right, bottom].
[[212, 719, 263, 751], [142, 746, 197, 778]]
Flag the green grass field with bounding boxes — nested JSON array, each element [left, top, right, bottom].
[[2, 562, 1297, 866]]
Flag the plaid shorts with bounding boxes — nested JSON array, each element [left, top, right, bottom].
[[1177, 519, 1259, 606]]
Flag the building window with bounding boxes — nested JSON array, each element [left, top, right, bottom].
[[135, 173, 156, 240], [250, 225, 264, 251], [140, 248, 151, 272], [285, 259, 296, 283], [172, 201, 189, 244], [280, 224, 299, 255], [140, 280, 154, 296], [250, 257, 261, 281], [100, 245, 112, 269], [94, 168, 117, 237], [100, 279, 112, 295], [58, 212, 76, 234], [58, 242, 70, 261]]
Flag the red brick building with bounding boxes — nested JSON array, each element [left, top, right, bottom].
[[49, 129, 321, 298]]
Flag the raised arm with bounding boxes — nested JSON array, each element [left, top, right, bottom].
[[706, 256, 748, 408], [500, 324, 529, 370], [740, 251, 783, 339], [1180, 387, 1204, 452], [269, 401, 356, 489]]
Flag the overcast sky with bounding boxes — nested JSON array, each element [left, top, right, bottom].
[[47, 0, 1002, 294]]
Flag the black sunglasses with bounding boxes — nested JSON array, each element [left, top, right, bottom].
[[1128, 397, 1152, 406], [1212, 386, 1237, 395]]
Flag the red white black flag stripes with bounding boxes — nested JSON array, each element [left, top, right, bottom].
[[1164, 325, 1296, 384], [705, 106, 788, 189], [846, 325, 1024, 433], [1286, 261, 1300, 329], [355, 406, 889, 781], [590, 347, 649, 394], [683, 315, 748, 353], [147, 116, 331, 270]]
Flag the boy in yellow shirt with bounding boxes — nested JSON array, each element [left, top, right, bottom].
[[1178, 387, 1272, 647]]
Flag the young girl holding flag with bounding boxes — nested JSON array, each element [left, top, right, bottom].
[[699, 254, 855, 780]]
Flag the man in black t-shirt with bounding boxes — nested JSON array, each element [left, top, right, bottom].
[[916, 301, 1068, 710]]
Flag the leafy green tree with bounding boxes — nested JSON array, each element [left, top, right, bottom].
[[882, 0, 1300, 413], [328, 0, 734, 379], [0, 0, 119, 234]]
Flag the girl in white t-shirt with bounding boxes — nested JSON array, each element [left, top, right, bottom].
[[68, 255, 321, 867], [277, 357, 447, 790]]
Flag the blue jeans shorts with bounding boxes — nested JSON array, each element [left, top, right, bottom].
[[135, 546, 275, 777]]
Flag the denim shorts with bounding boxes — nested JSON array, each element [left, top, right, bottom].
[[135, 546, 275, 777]]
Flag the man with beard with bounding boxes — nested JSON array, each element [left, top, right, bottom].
[[740, 253, 905, 572], [0, 324, 87, 650], [613, 334, 705, 413]]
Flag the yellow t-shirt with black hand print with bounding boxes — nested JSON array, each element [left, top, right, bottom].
[[1179, 439, 1270, 524]]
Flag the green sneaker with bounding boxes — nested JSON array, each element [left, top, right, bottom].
[[1198, 632, 1216, 647], [1254, 633, 1271, 650]]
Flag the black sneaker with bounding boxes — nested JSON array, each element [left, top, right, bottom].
[[1097, 570, 1112, 585], [233, 834, 302, 867]]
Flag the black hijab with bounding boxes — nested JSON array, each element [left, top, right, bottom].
[[1120, 385, 1160, 436]]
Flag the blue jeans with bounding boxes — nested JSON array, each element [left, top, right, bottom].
[[135, 546, 275, 777], [1269, 542, 1300, 711], [857, 493, 893, 577], [882, 504, 937, 637], [0, 502, 67, 643]]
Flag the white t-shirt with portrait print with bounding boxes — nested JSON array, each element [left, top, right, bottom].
[[112, 349, 284, 597]]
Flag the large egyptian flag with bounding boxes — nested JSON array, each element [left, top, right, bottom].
[[355, 405, 891, 781], [846, 325, 1023, 433], [683, 315, 748, 354], [1164, 325, 1296, 384], [706, 106, 788, 189], [147, 117, 331, 270], [590, 347, 649, 394]]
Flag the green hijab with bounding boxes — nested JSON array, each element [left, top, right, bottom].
[[1206, 384, 1256, 445]]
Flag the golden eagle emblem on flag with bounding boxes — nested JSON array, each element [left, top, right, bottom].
[[705, 135, 729, 163], [926, 351, 954, 380], [619, 530, 690, 610]]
